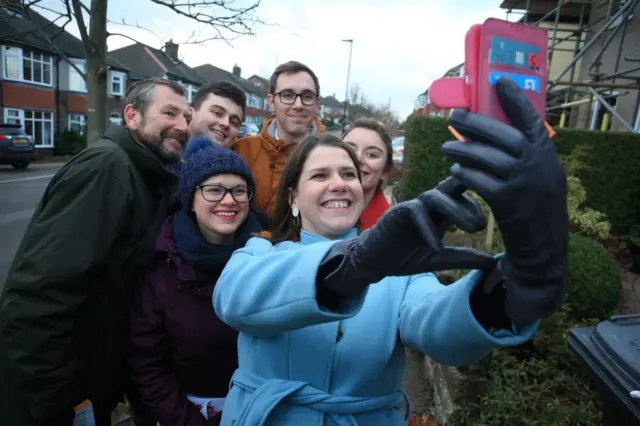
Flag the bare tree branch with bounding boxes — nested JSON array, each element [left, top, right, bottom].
[[150, 0, 264, 47], [12, 1, 88, 79], [106, 18, 164, 47], [107, 31, 153, 47]]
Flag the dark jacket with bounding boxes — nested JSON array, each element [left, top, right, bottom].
[[129, 212, 263, 426], [0, 126, 177, 425]]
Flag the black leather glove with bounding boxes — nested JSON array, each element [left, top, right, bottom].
[[318, 177, 496, 299], [441, 76, 569, 325]]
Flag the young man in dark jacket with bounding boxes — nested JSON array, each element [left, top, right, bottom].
[[0, 77, 191, 426]]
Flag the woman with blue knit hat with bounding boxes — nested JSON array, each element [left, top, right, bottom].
[[128, 137, 264, 426]]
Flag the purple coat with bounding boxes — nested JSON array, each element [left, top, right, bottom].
[[128, 215, 239, 426]]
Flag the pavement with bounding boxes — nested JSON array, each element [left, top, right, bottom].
[[0, 164, 62, 287]]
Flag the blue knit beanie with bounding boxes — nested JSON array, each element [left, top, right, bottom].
[[179, 137, 255, 208]]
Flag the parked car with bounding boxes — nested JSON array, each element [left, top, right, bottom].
[[392, 136, 404, 166], [0, 123, 36, 170], [238, 123, 260, 139]]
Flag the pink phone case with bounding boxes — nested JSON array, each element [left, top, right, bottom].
[[429, 18, 548, 127]]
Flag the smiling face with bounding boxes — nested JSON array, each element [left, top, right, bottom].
[[268, 71, 319, 142], [290, 146, 364, 238], [190, 93, 243, 148], [343, 127, 390, 194], [124, 84, 191, 164], [192, 173, 251, 244]]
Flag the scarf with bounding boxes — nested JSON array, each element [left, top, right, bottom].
[[173, 208, 263, 273]]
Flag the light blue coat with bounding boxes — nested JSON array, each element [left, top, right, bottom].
[[213, 229, 539, 426]]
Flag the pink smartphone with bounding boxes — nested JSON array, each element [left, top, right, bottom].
[[428, 18, 553, 139]]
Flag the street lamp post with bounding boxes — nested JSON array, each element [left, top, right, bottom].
[[341, 39, 353, 132]]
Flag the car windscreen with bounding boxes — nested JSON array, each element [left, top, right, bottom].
[[0, 126, 26, 136]]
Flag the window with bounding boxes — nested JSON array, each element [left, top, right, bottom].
[[187, 84, 198, 104], [68, 59, 87, 93], [68, 113, 86, 134], [4, 108, 21, 125], [3, 108, 54, 147], [4, 46, 20, 80], [1, 46, 53, 86], [110, 72, 125, 96], [246, 93, 262, 109]]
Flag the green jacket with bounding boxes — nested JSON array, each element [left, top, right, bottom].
[[0, 125, 177, 423]]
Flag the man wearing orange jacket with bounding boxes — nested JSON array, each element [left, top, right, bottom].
[[234, 61, 324, 219]]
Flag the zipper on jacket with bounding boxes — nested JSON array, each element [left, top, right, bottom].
[[336, 324, 344, 343]]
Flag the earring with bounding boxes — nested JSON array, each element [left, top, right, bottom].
[[292, 207, 300, 228]]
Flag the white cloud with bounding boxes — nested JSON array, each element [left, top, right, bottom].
[[40, 0, 513, 118]]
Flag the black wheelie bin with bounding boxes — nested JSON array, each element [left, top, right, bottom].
[[568, 313, 640, 426]]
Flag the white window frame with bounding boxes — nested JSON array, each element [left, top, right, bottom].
[[1, 45, 53, 86], [3, 108, 54, 147], [3, 108, 23, 125], [68, 113, 86, 134], [188, 84, 198, 104], [110, 71, 125, 96], [68, 58, 87, 93]]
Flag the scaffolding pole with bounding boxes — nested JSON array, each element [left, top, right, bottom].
[[548, 0, 638, 89], [587, 87, 637, 131], [503, 0, 638, 130]]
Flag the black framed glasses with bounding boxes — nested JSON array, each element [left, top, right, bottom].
[[274, 90, 318, 106], [197, 184, 254, 203]]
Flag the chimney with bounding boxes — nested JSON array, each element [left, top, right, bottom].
[[232, 64, 241, 77], [164, 39, 179, 60]]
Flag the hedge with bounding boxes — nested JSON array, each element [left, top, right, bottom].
[[400, 115, 640, 235]]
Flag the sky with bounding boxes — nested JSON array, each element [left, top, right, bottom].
[[39, 0, 520, 119]]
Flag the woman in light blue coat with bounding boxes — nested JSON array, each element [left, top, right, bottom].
[[213, 78, 569, 426]]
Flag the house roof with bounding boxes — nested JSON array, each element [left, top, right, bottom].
[[321, 95, 343, 109], [109, 42, 204, 85], [248, 74, 269, 87], [443, 63, 463, 77], [192, 64, 265, 96], [0, 5, 128, 71]]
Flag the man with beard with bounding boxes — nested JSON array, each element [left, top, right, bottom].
[[233, 61, 324, 219], [0, 77, 190, 426]]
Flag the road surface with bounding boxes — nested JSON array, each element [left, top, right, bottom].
[[0, 164, 61, 289]]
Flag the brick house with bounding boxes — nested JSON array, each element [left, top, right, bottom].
[[192, 64, 270, 126], [320, 95, 344, 124], [0, 5, 129, 157], [416, 63, 464, 119]]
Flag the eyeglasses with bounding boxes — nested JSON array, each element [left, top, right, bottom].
[[274, 90, 318, 106], [197, 184, 254, 203]]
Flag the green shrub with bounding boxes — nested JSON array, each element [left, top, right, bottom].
[[566, 233, 621, 321], [553, 128, 640, 236], [400, 117, 640, 236], [450, 307, 602, 426], [55, 129, 86, 156], [399, 116, 452, 201]]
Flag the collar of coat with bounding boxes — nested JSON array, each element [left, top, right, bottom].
[[299, 228, 358, 245], [103, 125, 177, 188]]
